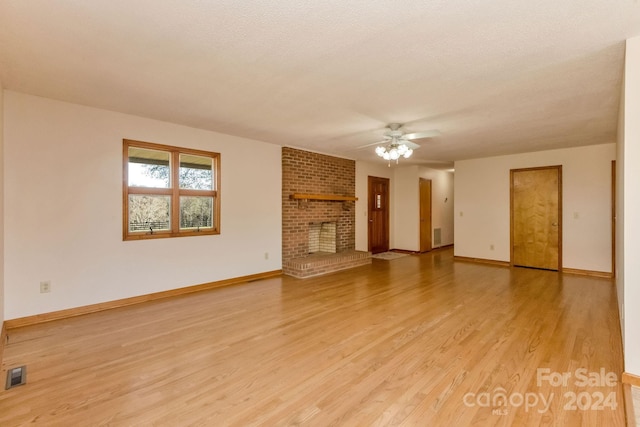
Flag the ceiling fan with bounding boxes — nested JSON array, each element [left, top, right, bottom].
[[359, 123, 441, 164]]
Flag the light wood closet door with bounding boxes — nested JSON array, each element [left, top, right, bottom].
[[419, 178, 432, 252], [511, 166, 562, 271]]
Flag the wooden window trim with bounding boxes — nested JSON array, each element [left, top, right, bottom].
[[123, 139, 221, 241]]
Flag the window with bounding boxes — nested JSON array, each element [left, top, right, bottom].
[[123, 139, 220, 240]]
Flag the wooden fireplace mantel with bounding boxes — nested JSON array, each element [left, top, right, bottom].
[[289, 193, 358, 202]]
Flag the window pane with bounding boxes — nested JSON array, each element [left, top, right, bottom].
[[128, 195, 171, 232], [180, 196, 213, 230], [179, 154, 213, 190], [128, 147, 170, 188]]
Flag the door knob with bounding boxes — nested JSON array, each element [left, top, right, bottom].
[[552, 222, 558, 226]]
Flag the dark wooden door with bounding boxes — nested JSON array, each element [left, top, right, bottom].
[[511, 166, 562, 271], [368, 176, 390, 254], [419, 178, 432, 252]]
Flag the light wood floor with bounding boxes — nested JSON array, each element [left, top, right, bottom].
[[0, 249, 626, 426]]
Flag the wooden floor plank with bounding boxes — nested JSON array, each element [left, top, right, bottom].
[[0, 248, 625, 426]]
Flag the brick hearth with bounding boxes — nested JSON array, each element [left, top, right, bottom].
[[283, 250, 371, 278]]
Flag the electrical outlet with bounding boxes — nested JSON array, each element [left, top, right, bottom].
[[40, 281, 51, 293], [264, 252, 269, 260], [490, 244, 495, 251]]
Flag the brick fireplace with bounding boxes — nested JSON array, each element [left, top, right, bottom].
[[282, 147, 371, 278]]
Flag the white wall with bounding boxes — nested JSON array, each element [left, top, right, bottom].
[[0, 85, 4, 326], [616, 59, 625, 345], [3, 92, 282, 320], [355, 161, 455, 252], [393, 166, 420, 251], [455, 143, 615, 273], [621, 36, 640, 376]]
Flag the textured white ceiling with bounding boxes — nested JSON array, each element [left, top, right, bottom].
[[1, 1, 639, 166]]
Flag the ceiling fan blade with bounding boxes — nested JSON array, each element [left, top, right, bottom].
[[404, 130, 441, 140], [398, 140, 420, 150], [355, 140, 390, 149]]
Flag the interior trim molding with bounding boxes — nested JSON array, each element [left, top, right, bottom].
[[434, 244, 454, 251], [0, 321, 6, 364], [391, 244, 454, 255], [562, 268, 613, 279], [452, 258, 614, 278], [623, 384, 636, 427], [453, 255, 510, 267], [622, 372, 640, 387], [5, 270, 283, 329]]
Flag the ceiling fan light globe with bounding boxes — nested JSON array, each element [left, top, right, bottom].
[[372, 124, 435, 164]]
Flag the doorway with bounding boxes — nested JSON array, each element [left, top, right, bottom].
[[510, 166, 562, 271], [368, 176, 390, 254], [419, 178, 432, 252]]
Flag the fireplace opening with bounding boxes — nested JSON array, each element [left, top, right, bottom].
[[309, 222, 337, 254]]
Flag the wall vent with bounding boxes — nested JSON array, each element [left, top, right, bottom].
[[434, 228, 442, 246], [5, 366, 27, 389]]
